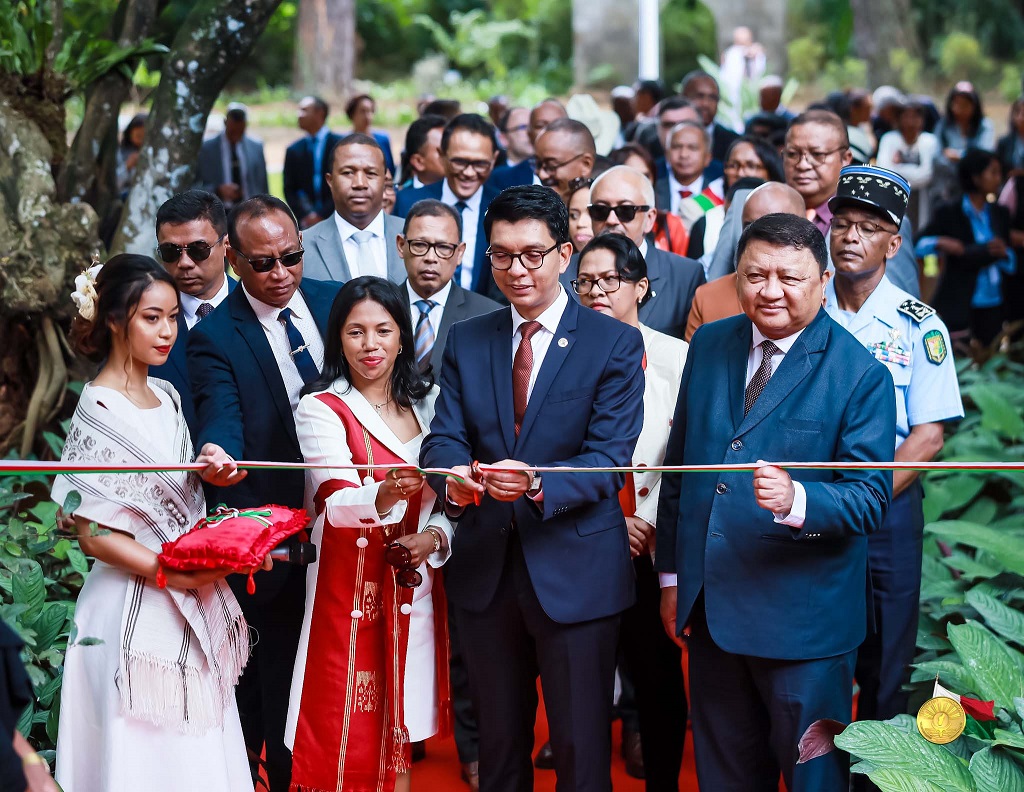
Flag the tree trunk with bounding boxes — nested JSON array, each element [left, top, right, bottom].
[[849, 0, 921, 86], [294, 0, 355, 105], [111, 0, 284, 255]]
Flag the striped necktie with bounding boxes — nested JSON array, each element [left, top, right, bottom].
[[414, 299, 437, 373]]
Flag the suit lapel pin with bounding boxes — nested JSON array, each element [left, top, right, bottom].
[[558, 338, 568, 348]]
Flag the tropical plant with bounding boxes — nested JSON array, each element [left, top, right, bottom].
[[413, 9, 536, 82]]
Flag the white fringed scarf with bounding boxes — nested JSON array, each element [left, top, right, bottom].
[[51, 380, 249, 735]]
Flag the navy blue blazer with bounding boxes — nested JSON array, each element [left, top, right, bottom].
[[655, 309, 895, 660], [487, 158, 534, 190], [421, 297, 645, 623], [151, 279, 237, 436], [283, 131, 343, 220], [393, 180, 500, 298]]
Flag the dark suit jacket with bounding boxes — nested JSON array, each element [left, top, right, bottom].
[[487, 159, 534, 191], [283, 131, 343, 221], [655, 310, 895, 660], [188, 278, 339, 600], [404, 280, 501, 377], [711, 122, 740, 162], [920, 199, 1013, 331], [393, 180, 501, 298], [195, 133, 269, 202], [996, 132, 1022, 177], [151, 278, 237, 435], [654, 160, 725, 212], [421, 297, 645, 623]]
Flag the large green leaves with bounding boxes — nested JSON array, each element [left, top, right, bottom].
[[926, 522, 1024, 577], [11, 559, 45, 623], [970, 747, 1024, 791], [861, 767, 954, 792], [966, 589, 1024, 647], [948, 621, 1024, 712], [969, 383, 1024, 440], [835, 721, 975, 790]]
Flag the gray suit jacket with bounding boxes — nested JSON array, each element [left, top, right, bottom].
[[301, 212, 407, 284], [195, 133, 268, 200], [405, 281, 501, 376]]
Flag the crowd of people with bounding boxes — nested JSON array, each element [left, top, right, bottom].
[[11, 61, 1024, 792]]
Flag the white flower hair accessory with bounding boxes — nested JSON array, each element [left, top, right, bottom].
[[71, 259, 103, 322]]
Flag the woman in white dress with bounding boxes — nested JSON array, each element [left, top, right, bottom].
[[51, 254, 255, 792], [286, 276, 453, 792]]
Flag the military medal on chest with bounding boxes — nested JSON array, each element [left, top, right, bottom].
[[867, 328, 911, 366]]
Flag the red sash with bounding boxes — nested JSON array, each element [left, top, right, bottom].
[[290, 394, 451, 792]]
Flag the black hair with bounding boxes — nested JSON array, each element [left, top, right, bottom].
[[402, 198, 463, 238], [657, 96, 695, 117], [726, 176, 767, 202], [608, 144, 657, 183], [578, 233, 648, 285], [484, 185, 569, 246], [156, 190, 228, 237], [958, 147, 1000, 195], [787, 109, 851, 149], [421, 99, 461, 120], [823, 91, 852, 123], [301, 277, 433, 405], [680, 70, 718, 93], [635, 80, 666, 104], [227, 194, 299, 253], [401, 114, 447, 181], [736, 213, 829, 275], [121, 113, 147, 148], [943, 85, 984, 140], [225, 107, 247, 123], [72, 254, 178, 362], [345, 94, 374, 119], [305, 95, 330, 118], [327, 132, 386, 172], [540, 118, 597, 155], [441, 113, 498, 154], [724, 135, 785, 183]]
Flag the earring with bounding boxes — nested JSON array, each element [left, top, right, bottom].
[[399, 346, 404, 354]]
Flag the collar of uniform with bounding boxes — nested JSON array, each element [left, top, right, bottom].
[[825, 272, 899, 330], [242, 283, 311, 331], [333, 208, 386, 243], [751, 323, 805, 355], [441, 179, 483, 213], [407, 278, 453, 310], [511, 285, 568, 338]]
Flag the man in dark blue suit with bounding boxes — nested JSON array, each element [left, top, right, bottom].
[[151, 190, 235, 434], [656, 213, 896, 791], [394, 113, 502, 301], [189, 195, 339, 792], [421, 186, 645, 792], [283, 95, 343, 229]]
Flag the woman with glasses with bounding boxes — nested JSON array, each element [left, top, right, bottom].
[[571, 233, 690, 789], [286, 277, 453, 792]]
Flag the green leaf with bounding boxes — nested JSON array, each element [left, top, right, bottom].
[[970, 383, 1024, 439], [834, 721, 975, 790], [31, 603, 67, 653], [11, 560, 45, 622], [948, 621, 1024, 712], [943, 553, 1001, 580], [966, 589, 1024, 646], [15, 701, 33, 737], [61, 490, 81, 514], [865, 767, 952, 792], [66, 547, 89, 577], [970, 747, 1024, 791], [926, 522, 1024, 577], [912, 660, 978, 696], [993, 729, 1024, 751], [35, 673, 62, 708]]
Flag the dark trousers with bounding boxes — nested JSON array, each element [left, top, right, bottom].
[[619, 554, 687, 792], [689, 604, 855, 792], [453, 533, 621, 792], [448, 589, 480, 763], [232, 568, 306, 792], [855, 483, 925, 722]]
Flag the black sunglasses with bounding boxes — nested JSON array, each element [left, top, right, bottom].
[[235, 248, 305, 273], [156, 235, 225, 264], [587, 204, 650, 223], [385, 541, 423, 589]]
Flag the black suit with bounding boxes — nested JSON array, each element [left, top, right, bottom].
[[710, 122, 740, 162], [188, 278, 339, 792], [283, 131, 343, 221]]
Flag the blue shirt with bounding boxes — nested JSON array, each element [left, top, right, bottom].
[[824, 275, 963, 449], [310, 125, 331, 196]]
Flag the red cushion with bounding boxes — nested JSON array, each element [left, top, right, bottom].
[[157, 504, 309, 593]]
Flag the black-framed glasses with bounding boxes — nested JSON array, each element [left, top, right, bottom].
[[536, 153, 585, 175], [831, 218, 897, 241], [782, 146, 848, 166], [156, 235, 225, 264], [568, 176, 594, 194], [486, 243, 560, 271], [385, 541, 423, 589], [572, 275, 624, 295], [505, 123, 529, 133], [447, 157, 493, 173], [405, 239, 459, 259], [235, 248, 305, 273], [587, 204, 650, 223]]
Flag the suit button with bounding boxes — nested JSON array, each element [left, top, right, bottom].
[[731, 440, 743, 451], [638, 487, 650, 497], [716, 483, 728, 495]]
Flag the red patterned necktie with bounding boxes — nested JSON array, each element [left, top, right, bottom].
[[513, 321, 542, 436]]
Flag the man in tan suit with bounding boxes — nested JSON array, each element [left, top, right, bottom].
[[685, 182, 804, 339]]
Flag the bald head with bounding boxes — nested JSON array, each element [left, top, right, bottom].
[[589, 165, 658, 246], [529, 99, 568, 145], [742, 182, 806, 227]]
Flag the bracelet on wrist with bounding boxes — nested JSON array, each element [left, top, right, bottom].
[[22, 752, 45, 768], [424, 527, 442, 554]]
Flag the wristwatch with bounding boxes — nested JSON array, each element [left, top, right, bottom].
[[527, 474, 543, 495]]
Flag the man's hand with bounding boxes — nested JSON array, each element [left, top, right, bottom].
[[626, 516, 654, 557], [446, 464, 486, 508], [987, 238, 1008, 258], [196, 443, 247, 487], [659, 587, 684, 648], [753, 462, 795, 515], [480, 460, 533, 502]]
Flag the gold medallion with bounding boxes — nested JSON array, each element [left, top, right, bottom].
[[916, 696, 966, 744]]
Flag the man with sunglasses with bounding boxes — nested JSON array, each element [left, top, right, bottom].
[[188, 194, 339, 792], [395, 114, 502, 300], [785, 110, 922, 297], [565, 165, 705, 339], [151, 190, 235, 434], [533, 118, 596, 203]]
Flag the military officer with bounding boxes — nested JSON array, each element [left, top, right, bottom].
[[824, 165, 964, 733]]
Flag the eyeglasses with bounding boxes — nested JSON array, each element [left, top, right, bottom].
[[486, 242, 560, 270], [831, 218, 897, 241], [571, 275, 624, 294], [506, 123, 529, 133], [405, 239, 459, 259], [782, 146, 848, 166], [156, 235, 225, 264], [536, 153, 585, 175], [235, 248, 305, 273], [385, 541, 423, 588], [587, 204, 650, 223], [724, 159, 767, 173], [447, 157, 493, 174], [568, 176, 594, 193]]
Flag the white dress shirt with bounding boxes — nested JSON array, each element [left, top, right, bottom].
[[406, 279, 452, 338], [510, 286, 569, 400], [666, 171, 705, 215], [180, 277, 230, 330], [334, 210, 388, 279], [441, 180, 483, 290], [242, 286, 326, 411]]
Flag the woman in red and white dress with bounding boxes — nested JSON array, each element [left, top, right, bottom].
[[285, 277, 453, 792]]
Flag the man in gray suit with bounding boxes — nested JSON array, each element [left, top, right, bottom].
[[302, 132, 406, 284], [562, 165, 705, 339], [195, 104, 268, 209]]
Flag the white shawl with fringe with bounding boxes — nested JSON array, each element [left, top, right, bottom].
[[51, 379, 249, 735]]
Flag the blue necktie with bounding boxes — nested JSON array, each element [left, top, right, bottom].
[[454, 200, 468, 286], [311, 135, 324, 196], [414, 299, 437, 373], [278, 307, 320, 384]]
